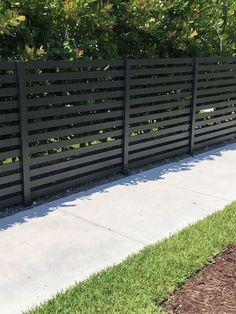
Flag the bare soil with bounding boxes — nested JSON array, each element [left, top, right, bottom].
[[163, 243, 236, 314]]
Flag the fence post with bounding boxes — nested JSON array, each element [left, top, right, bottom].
[[17, 62, 31, 206], [189, 58, 198, 154], [123, 58, 131, 175]]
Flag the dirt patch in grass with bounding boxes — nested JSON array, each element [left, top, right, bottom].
[[163, 243, 236, 314]]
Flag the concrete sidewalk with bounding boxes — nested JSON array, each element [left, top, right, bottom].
[[1, 143, 236, 314]]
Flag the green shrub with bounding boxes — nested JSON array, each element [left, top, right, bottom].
[[1, 0, 236, 61]]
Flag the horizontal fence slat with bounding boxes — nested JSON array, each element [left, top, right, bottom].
[[130, 99, 191, 115], [0, 100, 18, 111], [0, 195, 22, 210], [131, 66, 193, 76], [28, 101, 123, 119], [27, 80, 124, 94], [0, 87, 18, 97], [129, 139, 189, 160], [130, 108, 190, 124], [0, 184, 22, 197], [198, 71, 236, 80], [0, 161, 21, 172], [198, 63, 236, 71], [24, 59, 124, 69], [130, 92, 191, 106], [0, 172, 21, 185], [0, 137, 20, 148], [0, 113, 19, 123], [27, 90, 124, 107], [0, 74, 17, 84], [197, 92, 236, 105], [130, 83, 192, 96], [198, 57, 236, 63], [26, 70, 124, 83], [129, 58, 193, 66], [197, 84, 236, 96], [0, 125, 20, 136], [130, 75, 193, 86], [198, 77, 236, 88], [0, 62, 16, 70]]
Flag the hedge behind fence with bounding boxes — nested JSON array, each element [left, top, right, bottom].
[[1, 0, 236, 61]]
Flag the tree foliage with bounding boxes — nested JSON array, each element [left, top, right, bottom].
[[0, 0, 236, 60]]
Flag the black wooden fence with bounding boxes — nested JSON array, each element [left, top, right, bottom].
[[1, 57, 236, 210]]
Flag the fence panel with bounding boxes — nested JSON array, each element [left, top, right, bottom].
[[128, 58, 194, 168], [0, 62, 23, 209], [23, 60, 125, 200], [194, 57, 236, 150], [0, 57, 236, 211]]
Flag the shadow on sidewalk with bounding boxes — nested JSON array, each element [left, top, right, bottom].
[[1, 142, 236, 231]]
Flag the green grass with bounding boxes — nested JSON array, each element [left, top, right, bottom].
[[25, 202, 236, 314]]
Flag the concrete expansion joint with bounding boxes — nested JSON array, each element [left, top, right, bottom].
[[58, 208, 147, 246], [157, 180, 231, 202]]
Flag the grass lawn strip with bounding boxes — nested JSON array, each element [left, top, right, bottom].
[[25, 201, 236, 314]]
